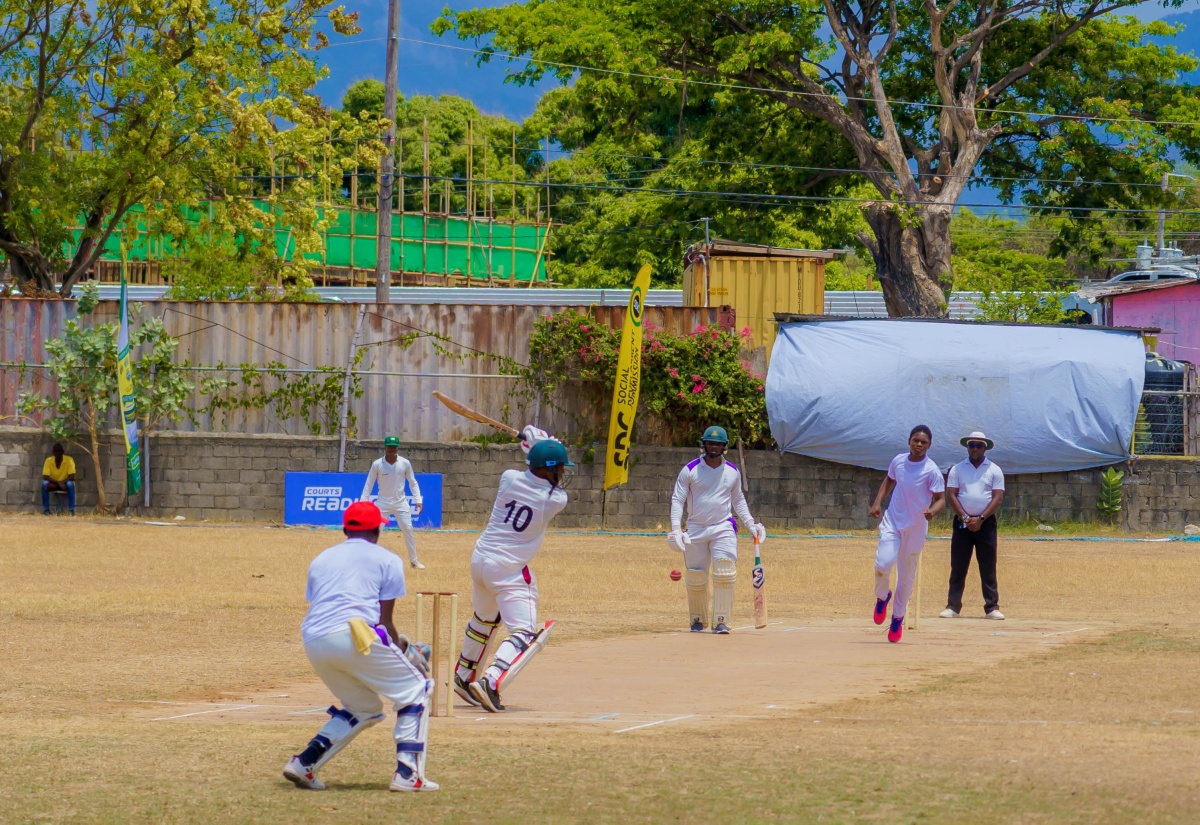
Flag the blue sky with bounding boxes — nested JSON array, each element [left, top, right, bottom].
[[314, 3, 1200, 122]]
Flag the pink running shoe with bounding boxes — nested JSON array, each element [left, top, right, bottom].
[[873, 591, 892, 625], [888, 616, 904, 643]]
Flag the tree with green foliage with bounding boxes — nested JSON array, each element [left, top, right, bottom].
[[17, 284, 194, 511], [439, 1, 1200, 315], [0, 0, 368, 298]]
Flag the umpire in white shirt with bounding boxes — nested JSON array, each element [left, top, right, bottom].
[[941, 431, 1006, 620]]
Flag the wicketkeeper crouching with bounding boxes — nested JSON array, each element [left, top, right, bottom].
[[283, 501, 439, 793]]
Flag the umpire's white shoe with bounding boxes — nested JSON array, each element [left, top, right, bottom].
[[985, 609, 1006, 620], [939, 608, 959, 618], [410, 560, 426, 569], [390, 772, 440, 793], [283, 756, 326, 790]]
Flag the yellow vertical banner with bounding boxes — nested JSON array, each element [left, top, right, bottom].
[[604, 265, 652, 489], [118, 245, 142, 495]]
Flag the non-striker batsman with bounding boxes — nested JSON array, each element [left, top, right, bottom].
[[669, 425, 766, 633]]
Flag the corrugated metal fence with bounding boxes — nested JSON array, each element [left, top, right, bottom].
[[0, 299, 721, 442]]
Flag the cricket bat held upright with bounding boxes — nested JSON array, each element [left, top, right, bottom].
[[752, 536, 767, 628]]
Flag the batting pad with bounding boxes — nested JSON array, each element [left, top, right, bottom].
[[685, 568, 710, 627], [711, 558, 737, 626]]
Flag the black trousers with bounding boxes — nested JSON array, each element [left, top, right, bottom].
[[946, 515, 999, 613]]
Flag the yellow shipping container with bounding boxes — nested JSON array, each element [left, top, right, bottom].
[[682, 240, 838, 360]]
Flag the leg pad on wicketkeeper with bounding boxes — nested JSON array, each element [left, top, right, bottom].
[[298, 705, 386, 773], [393, 684, 433, 781], [493, 620, 556, 692], [711, 558, 737, 627], [685, 568, 710, 628]]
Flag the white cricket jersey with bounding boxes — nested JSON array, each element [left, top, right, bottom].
[[301, 538, 407, 644], [670, 456, 755, 534], [362, 455, 422, 508], [881, 452, 946, 532], [947, 457, 1005, 517], [472, 469, 568, 571]]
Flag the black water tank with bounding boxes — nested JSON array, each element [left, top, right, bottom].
[[1143, 353, 1186, 454]]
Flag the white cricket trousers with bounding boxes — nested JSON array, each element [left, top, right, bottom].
[[678, 522, 739, 570], [378, 499, 418, 564], [305, 626, 432, 768], [874, 523, 929, 620], [470, 556, 538, 635]]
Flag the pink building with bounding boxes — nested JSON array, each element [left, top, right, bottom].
[[1088, 279, 1200, 364]]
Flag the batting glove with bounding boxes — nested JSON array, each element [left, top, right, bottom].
[[520, 425, 552, 454], [668, 529, 691, 551], [751, 523, 767, 545]]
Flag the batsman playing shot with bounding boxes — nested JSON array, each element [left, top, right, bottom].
[[362, 436, 425, 569], [453, 427, 571, 713], [669, 426, 766, 634], [283, 502, 439, 792]]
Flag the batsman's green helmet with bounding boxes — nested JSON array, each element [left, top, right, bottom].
[[700, 425, 729, 445], [528, 439, 574, 469], [384, 435, 400, 447]]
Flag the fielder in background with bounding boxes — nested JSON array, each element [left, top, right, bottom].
[[669, 425, 766, 634], [454, 426, 570, 713], [283, 502, 439, 793], [941, 431, 1006, 620], [869, 425, 946, 643], [362, 436, 425, 569]]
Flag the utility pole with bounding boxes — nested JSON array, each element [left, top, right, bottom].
[[375, 0, 401, 304], [1158, 172, 1168, 252]]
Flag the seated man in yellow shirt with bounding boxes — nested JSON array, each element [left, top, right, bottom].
[[42, 443, 76, 515]]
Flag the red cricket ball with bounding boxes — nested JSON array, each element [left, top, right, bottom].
[[670, 569, 682, 581]]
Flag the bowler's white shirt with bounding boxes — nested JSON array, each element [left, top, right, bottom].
[[301, 538, 406, 644], [473, 470, 568, 571], [947, 457, 1005, 517], [670, 456, 754, 533], [881, 453, 945, 532], [362, 456, 422, 507]]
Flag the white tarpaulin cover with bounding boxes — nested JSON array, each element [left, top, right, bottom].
[[766, 320, 1145, 473]]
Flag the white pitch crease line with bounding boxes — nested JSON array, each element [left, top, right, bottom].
[[151, 704, 258, 721], [614, 714, 695, 734], [1042, 627, 1091, 637]]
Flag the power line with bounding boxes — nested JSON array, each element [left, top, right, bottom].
[[392, 36, 1200, 130]]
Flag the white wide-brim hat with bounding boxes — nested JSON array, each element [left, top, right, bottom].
[[960, 431, 995, 450]]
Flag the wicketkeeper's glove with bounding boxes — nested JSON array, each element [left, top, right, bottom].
[[395, 634, 432, 675]]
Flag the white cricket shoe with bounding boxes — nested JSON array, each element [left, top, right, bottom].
[[390, 772, 440, 792], [410, 560, 426, 569], [283, 756, 325, 790], [985, 609, 1006, 620], [939, 608, 959, 618]]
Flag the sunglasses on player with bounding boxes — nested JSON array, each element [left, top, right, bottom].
[[966, 441, 987, 449]]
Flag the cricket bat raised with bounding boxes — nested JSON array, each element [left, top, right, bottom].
[[752, 536, 768, 628], [431, 391, 519, 437]]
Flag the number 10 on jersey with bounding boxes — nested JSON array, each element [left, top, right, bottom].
[[503, 500, 533, 532]]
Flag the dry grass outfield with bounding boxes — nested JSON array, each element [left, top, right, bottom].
[[1, 517, 1199, 823]]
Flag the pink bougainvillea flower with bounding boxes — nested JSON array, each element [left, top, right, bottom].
[[668, 367, 679, 377]]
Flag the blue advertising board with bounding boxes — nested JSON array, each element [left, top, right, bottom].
[[284, 472, 442, 528]]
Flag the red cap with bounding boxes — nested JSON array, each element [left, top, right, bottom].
[[343, 501, 383, 530]]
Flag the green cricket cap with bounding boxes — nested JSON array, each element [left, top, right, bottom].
[[384, 436, 401, 446]]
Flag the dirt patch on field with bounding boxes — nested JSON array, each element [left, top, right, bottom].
[[126, 617, 1106, 731]]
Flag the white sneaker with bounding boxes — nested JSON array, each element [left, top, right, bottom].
[[985, 609, 1005, 620], [410, 560, 426, 569], [283, 756, 325, 790], [939, 608, 959, 618], [390, 772, 440, 792]]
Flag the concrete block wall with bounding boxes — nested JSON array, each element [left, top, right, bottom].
[[2, 426, 1199, 531]]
